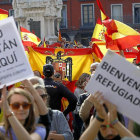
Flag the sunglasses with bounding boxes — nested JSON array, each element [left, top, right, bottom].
[[40, 94, 47, 99], [9, 102, 31, 110]]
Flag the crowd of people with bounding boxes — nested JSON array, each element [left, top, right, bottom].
[[45, 38, 93, 49], [0, 50, 140, 140]]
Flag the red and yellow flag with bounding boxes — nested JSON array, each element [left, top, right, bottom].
[[102, 19, 140, 50], [28, 47, 94, 92], [97, 44, 138, 63], [96, 0, 109, 21], [43, 37, 46, 48], [74, 39, 77, 45], [91, 18, 105, 42], [58, 30, 62, 42], [20, 27, 41, 47], [92, 43, 104, 62], [0, 8, 8, 20]]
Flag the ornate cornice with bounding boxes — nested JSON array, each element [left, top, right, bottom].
[[14, 17, 26, 22]]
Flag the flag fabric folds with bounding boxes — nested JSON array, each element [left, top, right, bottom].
[[28, 47, 94, 93], [96, 0, 140, 51], [92, 43, 104, 62], [97, 44, 138, 63], [91, 18, 105, 42], [20, 27, 41, 47], [102, 19, 140, 50], [74, 39, 77, 45], [0, 8, 8, 20], [96, 0, 109, 21]]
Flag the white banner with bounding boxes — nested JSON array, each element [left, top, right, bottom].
[[0, 17, 33, 89], [85, 50, 140, 124]]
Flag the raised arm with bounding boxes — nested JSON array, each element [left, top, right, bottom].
[[0, 85, 45, 140], [79, 94, 94, 126], [105, 100, 136, 138], [80, 92, 106, 140], [22, 80, 48, 115]]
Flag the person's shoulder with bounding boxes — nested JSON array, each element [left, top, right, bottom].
[[58, 83, 68, 89], [34, 126, 46, 140], [35, 125, 46, 131], [74, 87, 79, 92], [78, 92, 90, 104], [52, 110, 63, 116]]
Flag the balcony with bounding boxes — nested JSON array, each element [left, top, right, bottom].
[[60, 19, 68, 29], [79, 18, 96, 29], [0, 0, 12, 4]]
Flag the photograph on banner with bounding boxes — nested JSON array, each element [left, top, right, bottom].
[[0, 17, 33, 89], [85, 50, 140, 125]]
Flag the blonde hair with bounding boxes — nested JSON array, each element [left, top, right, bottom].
[[2, 88, 35, 140]]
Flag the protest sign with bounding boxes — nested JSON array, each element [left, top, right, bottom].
[[85, 50, 140, 124], [0, 17, 33, 89]]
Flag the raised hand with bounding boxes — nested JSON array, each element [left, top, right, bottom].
[[92, 91, 106, 119], [21, 80, 35, 94], [0, 85, 11, 115], [21, 80, 35, 102], [105, 100, 118, 122]]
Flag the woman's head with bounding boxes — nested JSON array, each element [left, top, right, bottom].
[[75, 73, 91, 89], [4, 88, 35, 134], [33, 84, 49, 106]]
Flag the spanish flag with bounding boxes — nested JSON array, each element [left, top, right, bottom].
[[0, 8, 8, 20], [97, 44, 138, 63], [58, 30, 62, 42], [102, 19, 140, 50], [43, 37, 46, 48], [91, 18, 105, 42], [96, 0, 109, 21], [92, 43, 104, 62], [28, 47, 94, 92], [20, 27, 41, 47], [74, 39, 77, 45]]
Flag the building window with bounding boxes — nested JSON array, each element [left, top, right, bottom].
[[111, 4, 123, 22], [81, 4, 94, 27], [133, 3, 140, 24], [9, 9, 14, 17], [60, 5, 67, 29], [0, 0, 13, 4]]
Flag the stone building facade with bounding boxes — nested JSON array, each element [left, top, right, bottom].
[[12, 0, 63, 43]]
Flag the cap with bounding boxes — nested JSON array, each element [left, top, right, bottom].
[[43, 64, 54, 75]]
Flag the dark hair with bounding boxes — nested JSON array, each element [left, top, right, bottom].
[[53, 73, 61, 78], [75, 73, 91, 89], [44, 72, 53, 78]]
